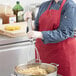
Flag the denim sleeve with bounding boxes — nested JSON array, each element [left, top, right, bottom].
[[42, 4, 76, 44]]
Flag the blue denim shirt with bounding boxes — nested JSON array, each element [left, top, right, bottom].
[[35, 0, 76, 44]]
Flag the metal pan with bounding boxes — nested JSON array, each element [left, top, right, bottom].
[[14, 63, 59, 76]]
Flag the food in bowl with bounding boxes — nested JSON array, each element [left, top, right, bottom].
[[17, 66, 47, 75], [4, 25, 21, 31], [15, 64, 56, 75]]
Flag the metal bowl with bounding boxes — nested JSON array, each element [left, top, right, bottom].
[[14, 63, 59, 76]]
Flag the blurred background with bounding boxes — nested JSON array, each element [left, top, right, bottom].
[[0, 0, 49, 24], [0, 0, 48, 8]]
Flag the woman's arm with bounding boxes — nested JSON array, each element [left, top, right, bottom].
[[42, 3, 76, 44]]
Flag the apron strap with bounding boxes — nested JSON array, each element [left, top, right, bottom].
[[47, 0, 53, 10], [59, 0, 66, 10]]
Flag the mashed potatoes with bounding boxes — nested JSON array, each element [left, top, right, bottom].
[[17, 66, 47, 75]]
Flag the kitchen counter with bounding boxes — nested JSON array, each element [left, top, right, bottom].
[[0, 22, 36, 76], [0, 21, 35, 46], [0, 35, 30, 46], [0, 35, 35, 76]]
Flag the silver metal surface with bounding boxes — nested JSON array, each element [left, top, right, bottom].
[[0, 35, 31, 45], [15, 63, 58, 76], [0, 41, 35, 76], [0, 30, 36, 76]]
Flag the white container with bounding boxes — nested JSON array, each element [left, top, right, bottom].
[[9, 16, 16, 24]]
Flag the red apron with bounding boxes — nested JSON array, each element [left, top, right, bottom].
[[35, 0, 76, 76]]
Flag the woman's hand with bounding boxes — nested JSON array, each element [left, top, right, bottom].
[[24, 12, 35, 30], [24, 11, 32, 21], [27, 31, 43, 39]]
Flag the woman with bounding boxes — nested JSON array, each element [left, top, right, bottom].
[[26, 0, 76, 76]]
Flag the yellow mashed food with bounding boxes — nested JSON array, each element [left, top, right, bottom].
[[4, 25, 21, 31], [17, 66, 48, 75]]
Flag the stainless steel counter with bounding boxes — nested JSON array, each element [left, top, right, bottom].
[[0, 35, 31, 45], [0, 35, 35, 76]]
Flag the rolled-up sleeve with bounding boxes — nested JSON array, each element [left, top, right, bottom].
[[42, 4, 76, 44]]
